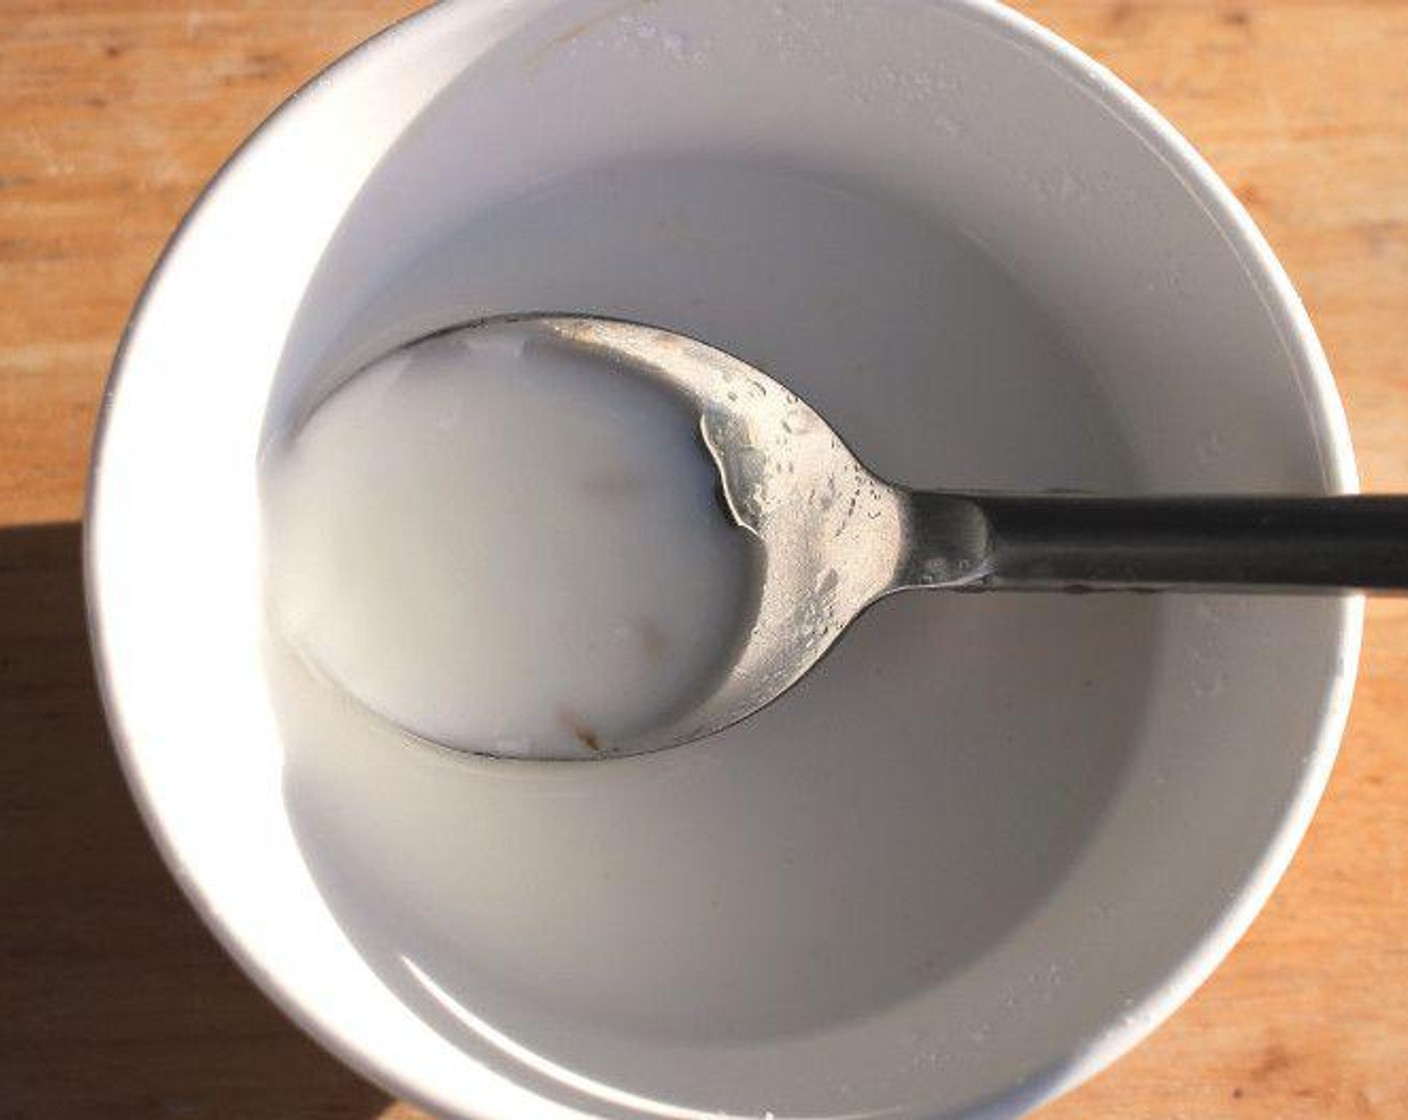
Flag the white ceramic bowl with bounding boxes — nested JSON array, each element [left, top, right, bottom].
[[87, 2, 1361, 1118]]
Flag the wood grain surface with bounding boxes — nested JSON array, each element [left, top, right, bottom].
[[1, 2, 1404, 1117]]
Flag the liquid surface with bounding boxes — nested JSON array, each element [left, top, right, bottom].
[[272, 156, 1153, 1081], [262, 322, 755, 759]]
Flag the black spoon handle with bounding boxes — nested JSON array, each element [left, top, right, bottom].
[[907, 493, 1408, 594]]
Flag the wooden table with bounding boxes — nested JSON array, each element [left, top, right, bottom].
[[2, 2, 1404, 1117]]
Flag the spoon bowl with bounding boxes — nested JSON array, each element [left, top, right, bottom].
[[317, 315, 1408, 760]]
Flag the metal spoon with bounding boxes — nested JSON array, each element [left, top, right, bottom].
[[378, 315, 1408, 759]]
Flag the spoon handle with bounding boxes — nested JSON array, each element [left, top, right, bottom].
[[910, 493, 1408, 594]]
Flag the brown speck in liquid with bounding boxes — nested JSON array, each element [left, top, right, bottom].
[[556, 704, 601, 751], [633, 617, 669, 662]]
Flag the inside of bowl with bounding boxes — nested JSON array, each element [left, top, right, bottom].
[[93, 2, 1357, 1118]]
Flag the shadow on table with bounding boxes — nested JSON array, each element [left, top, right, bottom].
[[0, 522, 406, 1120]]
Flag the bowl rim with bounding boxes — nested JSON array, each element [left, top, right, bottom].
[[84, 2, 1364, 1118]]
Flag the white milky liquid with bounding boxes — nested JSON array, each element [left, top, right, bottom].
[[261, 322, 755, 759]]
